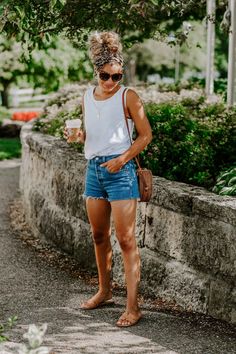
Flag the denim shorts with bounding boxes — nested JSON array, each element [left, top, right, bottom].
[[83, 154, 140, 202]]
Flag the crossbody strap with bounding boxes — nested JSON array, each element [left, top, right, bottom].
[[122, 88, 141, 170]]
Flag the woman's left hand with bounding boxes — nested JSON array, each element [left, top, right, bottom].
[[100, 157, 126, 173]]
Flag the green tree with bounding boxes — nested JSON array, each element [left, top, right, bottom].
[[0, 35, 93, 107], [125, 21, 207, 82], [26, 37, 93, 91], [0, 0, 227, 47], [0, 36, 25, 106]]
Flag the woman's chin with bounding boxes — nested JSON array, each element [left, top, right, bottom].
[[103, 86, 115, 92], [101, 84, 119, 92]]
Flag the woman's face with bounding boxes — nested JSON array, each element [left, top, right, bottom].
[[97, 63, 123, 93]]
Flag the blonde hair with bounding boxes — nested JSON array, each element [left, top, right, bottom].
[[88, 31, 124, 72]]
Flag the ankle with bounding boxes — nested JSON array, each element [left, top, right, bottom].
[[98, 288, 112, 297], [126, 305, 140, 314]]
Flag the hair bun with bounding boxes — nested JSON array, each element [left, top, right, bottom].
[[100, 32, 122, 53], [88, 31, 123, 68]]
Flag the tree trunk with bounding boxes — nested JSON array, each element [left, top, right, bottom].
[[205, 0, 216, 96], [0, 81, 10, 108], [227, 0, 236, 106], [124, 59, 136, 85]]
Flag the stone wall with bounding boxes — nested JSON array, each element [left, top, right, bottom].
[[20, 121, 236, 324]]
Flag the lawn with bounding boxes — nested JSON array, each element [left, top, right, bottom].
[[0, 138, 22, 160]]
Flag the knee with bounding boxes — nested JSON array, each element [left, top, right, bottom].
[[117, 233, 135, 252], [92, 230, 109, 246]]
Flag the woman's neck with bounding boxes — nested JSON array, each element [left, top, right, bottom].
[[94, 85, 121, 100]]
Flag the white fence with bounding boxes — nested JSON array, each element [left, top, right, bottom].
[[9, 88, 53, 108]]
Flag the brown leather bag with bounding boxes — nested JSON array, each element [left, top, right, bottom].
[[136, 168, 153, 202], [122, 89, 153, 202]]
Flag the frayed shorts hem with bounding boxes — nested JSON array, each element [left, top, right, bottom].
[[82, 194, 140, 202]]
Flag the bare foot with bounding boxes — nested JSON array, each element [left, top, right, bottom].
[[116, 310, 142, 327], [80, 291, 113, 310]]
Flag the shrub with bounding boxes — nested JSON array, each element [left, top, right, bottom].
[[212, 166, 236, 196], [179, 77, 227, 100], [142, 100, 236, 189]]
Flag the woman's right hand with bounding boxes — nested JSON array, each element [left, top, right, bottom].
[[63, 126, 85, 144], [76, 129, 85, 144]]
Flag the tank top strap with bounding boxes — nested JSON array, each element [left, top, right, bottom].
[[85, 85, 94, 99], [121, 86, 130, 108]]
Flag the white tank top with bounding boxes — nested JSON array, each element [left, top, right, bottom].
[[83, 85, 134, 159]]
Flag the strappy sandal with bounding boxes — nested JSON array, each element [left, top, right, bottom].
[[80, 298, 114, 310], [116, 311, 142, 327]]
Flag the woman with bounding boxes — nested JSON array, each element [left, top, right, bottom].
[[64, 31, 152, 327]]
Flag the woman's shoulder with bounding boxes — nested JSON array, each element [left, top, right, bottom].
[[125, 87, 141, 103]]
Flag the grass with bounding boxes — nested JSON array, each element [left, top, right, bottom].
[[0, 138, 22, 160]]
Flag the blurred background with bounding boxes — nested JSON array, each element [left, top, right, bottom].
[[0, 19, 229, 109]]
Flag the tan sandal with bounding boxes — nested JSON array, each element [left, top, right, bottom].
[[116, 311, 142, 327], [80, 298, 114, 310]]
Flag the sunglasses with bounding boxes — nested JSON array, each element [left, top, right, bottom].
[[99, 71, 123, 82]]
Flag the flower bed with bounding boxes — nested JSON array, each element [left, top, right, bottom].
[[12, 111, 39, 122]]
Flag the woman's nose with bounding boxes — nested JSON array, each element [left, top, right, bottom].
[[107, 77, 113, 83]]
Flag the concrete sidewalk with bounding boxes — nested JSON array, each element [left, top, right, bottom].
[[0, 158, 235, 354]]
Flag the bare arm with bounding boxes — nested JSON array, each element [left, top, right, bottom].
[[120, 89, 152, 163], [79, 94, 86, 144], [100, 89, 152, 172], [63, 93, 86, 144], [80, 93, 86, 142]]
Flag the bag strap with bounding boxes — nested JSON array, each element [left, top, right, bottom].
[[122, 88, 142, 170]]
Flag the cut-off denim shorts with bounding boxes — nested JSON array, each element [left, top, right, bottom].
[[83, 154, 140, 202]]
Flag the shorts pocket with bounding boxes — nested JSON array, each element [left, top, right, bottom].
[[107, 161, 131, 174]]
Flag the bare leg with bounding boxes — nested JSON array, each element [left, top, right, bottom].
[[111, 199, 142, 326], [80, 198, 113, 309]]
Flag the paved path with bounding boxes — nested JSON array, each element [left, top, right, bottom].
[[0, 159, 235, 354]]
